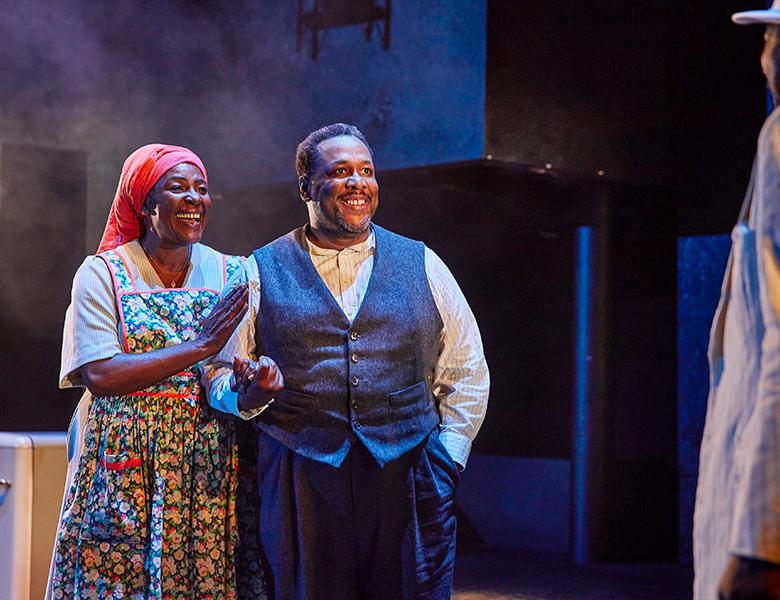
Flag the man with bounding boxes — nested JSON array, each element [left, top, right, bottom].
[[204, 123, 489, 599], [694, 3, 780, 598]]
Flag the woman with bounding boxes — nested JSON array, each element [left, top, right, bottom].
[[48, 144, 266, 599]]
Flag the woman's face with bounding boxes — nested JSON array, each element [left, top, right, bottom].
[[144, 162, 211, 248]]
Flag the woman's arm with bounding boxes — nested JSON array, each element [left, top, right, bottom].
[[60, 257, 124, 388], [81, 283, 248, 396]]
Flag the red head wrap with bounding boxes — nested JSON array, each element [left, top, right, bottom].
[[96, 143, 208, 253]]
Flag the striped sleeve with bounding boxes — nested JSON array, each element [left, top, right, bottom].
[[425, 247, 489, 469], [202, 254, 268, 419], [59, 256, 123, 388]]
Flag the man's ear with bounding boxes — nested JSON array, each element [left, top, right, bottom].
[[299, 176, 311, 202]]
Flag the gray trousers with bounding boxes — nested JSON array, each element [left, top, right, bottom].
[[256, 429, 459, 600]]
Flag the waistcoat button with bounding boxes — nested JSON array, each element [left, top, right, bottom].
[[351, 353, 359, 363], [350, 331, 360, 341], [352, 400, 358, 409], [351, 376, 360, 386]]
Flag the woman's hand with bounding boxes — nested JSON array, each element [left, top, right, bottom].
[[196, 283, 249, 355], [81, 283, 249, 398], [231, 356, 258, 393], [235, 355, 284, 412]]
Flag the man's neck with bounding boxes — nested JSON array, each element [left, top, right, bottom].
[[306, 224, 370, 251]]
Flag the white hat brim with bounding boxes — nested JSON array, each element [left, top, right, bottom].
[[733, 10, 780, 25]]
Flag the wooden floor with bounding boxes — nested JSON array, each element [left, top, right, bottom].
[[453, 550, 692, 600]]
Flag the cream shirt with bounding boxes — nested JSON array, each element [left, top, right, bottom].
[[695, 107, 780, 597]]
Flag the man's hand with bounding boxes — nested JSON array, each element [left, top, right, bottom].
[[718, 555, 780, 600], [233, 355, 284, 412]]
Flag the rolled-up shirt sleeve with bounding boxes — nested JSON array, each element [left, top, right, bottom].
[[60, 256, 123, 388], [201, 254, 267, 419], [425, 247, 489, 469]]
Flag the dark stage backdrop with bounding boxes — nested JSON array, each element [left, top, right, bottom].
[[483, 0, 767, 561], [486, 0, 766, 236]]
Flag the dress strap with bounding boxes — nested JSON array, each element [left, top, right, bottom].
[[97, 249, 137, 295]]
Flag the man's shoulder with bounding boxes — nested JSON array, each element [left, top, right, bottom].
[[372, 223, 425, 249], [254, 227, 305, 252], [251, 227, 306, 259], [760, 106, 780, 141], [768, 106, 780, 125]]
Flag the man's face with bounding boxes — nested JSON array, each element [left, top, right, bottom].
[[762, 25, 780, 105], [302, 135, 379, 244]]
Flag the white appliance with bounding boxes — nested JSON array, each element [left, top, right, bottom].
[[0, 432, 67, 600]]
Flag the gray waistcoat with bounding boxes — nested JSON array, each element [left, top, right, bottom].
[[251, 224, 444, 467]]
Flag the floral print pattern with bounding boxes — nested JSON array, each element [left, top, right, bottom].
[[51, 250, 265, 599]]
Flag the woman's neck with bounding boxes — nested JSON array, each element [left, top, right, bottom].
[[139, 236, 192, 290], [139, 236, 191, 272]]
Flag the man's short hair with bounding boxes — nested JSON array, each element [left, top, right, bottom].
[[295, 123, 372, 180]]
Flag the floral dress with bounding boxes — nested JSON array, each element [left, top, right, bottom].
[[50, 248, 266, 599]]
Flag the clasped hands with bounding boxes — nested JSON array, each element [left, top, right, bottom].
[[231, 355, 284, 412]]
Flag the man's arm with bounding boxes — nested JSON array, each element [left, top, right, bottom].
[[721, 115, 780, 598], [202, 254, 272, 419], [425, 247, 489, 470]]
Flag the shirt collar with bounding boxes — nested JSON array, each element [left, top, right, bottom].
[[306, 226, 376, 256]]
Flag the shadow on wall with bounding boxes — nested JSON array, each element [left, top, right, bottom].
[[0, 144, 86, 430]]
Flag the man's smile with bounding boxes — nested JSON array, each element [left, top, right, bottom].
[[340, 195, 369, 207]]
